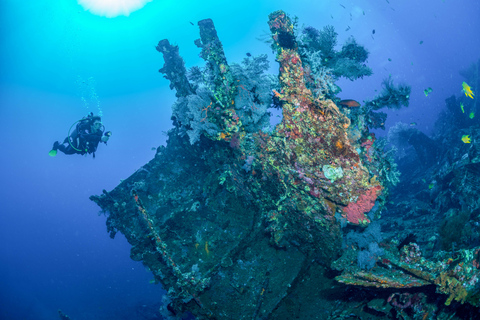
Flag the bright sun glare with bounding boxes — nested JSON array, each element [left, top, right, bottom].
[[77, 0, 152, 18]]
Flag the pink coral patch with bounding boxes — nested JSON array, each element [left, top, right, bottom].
[[343, 185, 381, 225]]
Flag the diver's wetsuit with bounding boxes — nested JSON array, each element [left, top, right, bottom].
[[57, 128, 103, 155], [54, 114, 108, 157]]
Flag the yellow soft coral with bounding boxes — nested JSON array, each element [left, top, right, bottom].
[[435, 272, 468, 306]]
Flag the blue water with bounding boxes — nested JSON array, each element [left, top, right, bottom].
[[1, 1, 479, 319]]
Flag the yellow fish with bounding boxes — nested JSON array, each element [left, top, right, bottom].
[[461, 103, 465, 113], [470, 112, 475, 119], [461, 135, 471, 143], [462, 82, 475, 99]]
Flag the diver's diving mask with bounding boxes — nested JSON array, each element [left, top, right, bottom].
[[92, 121, 103, 130]]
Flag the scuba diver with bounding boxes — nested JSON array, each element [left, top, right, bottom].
[[49, 112, 112, 158]]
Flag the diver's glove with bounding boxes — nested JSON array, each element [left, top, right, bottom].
[[101, 131, 112, 143]]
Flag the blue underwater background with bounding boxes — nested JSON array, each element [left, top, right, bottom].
[[1, 0, 480, 319]]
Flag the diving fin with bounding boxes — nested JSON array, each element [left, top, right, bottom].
[[49, 141, 59, 157]]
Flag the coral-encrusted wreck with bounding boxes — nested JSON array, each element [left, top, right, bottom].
[[90, 11, 480, 319]]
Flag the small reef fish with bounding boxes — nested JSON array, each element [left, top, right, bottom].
[[462, 82, 475, 99], [372, 29, 375, 34], [419, 40, 423, 45], [409, 122, 417, 126], [470, 112, 475, 119], [461, 135, 471, 143], [424, 87, 433, 96], [461, 103, 465, 113], [338, 99, 361, 107]]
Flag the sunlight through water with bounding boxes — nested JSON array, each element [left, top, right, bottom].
[[77, 0, 153, 18]]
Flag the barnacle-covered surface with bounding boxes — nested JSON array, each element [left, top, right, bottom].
[[88, 10, 480, 320], [92, 130, 318, 319], [335, 242, 480, 307]]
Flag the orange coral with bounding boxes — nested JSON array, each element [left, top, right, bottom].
[[335, 140, 343, 150]]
